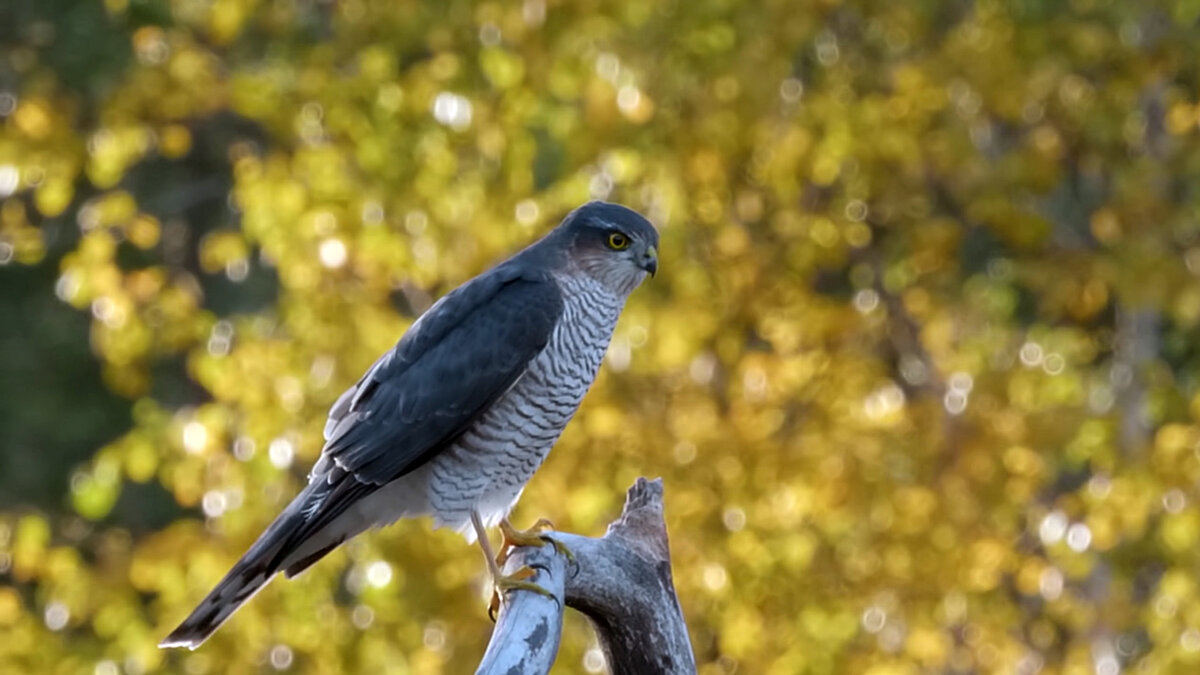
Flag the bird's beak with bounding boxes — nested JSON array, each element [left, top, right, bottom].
[[640, 245, 658, 277]]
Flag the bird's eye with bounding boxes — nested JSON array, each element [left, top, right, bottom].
[[607, 232, 630, 250]]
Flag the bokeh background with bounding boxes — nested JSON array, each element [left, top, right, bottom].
[[4, 0, 1200, 673]]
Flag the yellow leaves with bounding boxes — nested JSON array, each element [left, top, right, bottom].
[[70, 454, 123, 521], [120, 431, 160, 483], [199, 230, 249, 274], [1161, 510, 1200, 554], [159, 124, 192, 158], [86, 127, 154, 188], [91, 597, 141, 643], [1065, 277, 1110, 321], [1155, 424, 1195, 462], [9, 1, 1200, 672], [720, 605, 764, 658], [861, 661, 920, 675], [167, 44, 217, 88], [1002, 445, 1044, 478], [12, 98, 54, 140], [616, 85, 655, 123], [12, 515, 50, 582], [892, 486, 937, 535], [801, 606, 858, 645], [84, 190, 139, 231], [651, 315, 709, 371], [968, 197, 1052, 248], [880, 544, 911, 581], [811, 151, 843, 187], [1015, 556, 1052, 598], [1030, 124, 1064, 159], [905, 626, 951, 668], [0, 200, 44, 264], [34, 177, 74, 217], [1158, 569, 1195, 614], [0, 587, 22, 626], [356, 45, 398, 83], [731, 404, 785, 442], [294, 146, 358, 201], [845, 221, 872, 248], [688, 149, 726, 186], [129, 525, 205, 605], [582, 404, 624, 439], [757, 128, 812, 200], [1175, 284, 1200, 328], [683, 22, 737, 56], [1166, 101, 1199, 135], [1056, 73, 1096, 114], [1090, 207, 1122, 245], [964, 538, 1011, 592], [890, 64, 939, 110], [126, 214, 161, 249], [757, 314, 805, 356], [479, 48, 525, 90], [229, 70, 285, 124], [207, 0, 250, 45], [556, 483, 614, 532], [131, 25, 167, 63]]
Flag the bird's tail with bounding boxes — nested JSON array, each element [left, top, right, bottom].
[[159, 495, 310, 649]]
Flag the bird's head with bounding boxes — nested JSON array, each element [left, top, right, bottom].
[[554, 201, 659, 296]]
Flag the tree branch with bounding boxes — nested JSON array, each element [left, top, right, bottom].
[[476, 478, 695, 675]]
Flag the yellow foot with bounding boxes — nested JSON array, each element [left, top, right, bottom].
[[488, 566, 555, 621], [497, 518, 575, 566]]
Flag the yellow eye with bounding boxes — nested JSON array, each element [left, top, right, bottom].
[[607, 232, 630, 250]]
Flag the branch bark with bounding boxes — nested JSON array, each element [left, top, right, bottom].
[[476, 477, 696, 675]]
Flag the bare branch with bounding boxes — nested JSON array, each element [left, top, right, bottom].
[[477, 478, 696, 675], [475, 542, 567, 674]]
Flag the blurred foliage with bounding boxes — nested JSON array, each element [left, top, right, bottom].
[[4, 0, 1200, 673]]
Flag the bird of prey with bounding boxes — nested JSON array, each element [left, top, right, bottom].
[[160, 201, 659, 649]]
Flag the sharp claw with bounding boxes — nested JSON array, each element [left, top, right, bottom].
[[547, 536, 575, 565]]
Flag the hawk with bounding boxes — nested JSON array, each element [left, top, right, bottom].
[[160, 201, 659, 648]]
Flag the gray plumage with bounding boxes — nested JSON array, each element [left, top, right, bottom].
[[160, 201, 658, 649]]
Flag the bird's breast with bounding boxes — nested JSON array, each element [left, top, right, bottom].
[[426, 276, 625, 529]]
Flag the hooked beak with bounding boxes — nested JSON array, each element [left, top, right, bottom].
[[640, 245, 658, 277]]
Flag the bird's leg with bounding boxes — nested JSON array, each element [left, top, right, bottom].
[[470, 511, 553, 621], [470, 511, 505, 582], [496, 517, 575, 567]]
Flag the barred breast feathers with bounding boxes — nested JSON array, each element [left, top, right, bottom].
[[423, 274, 625, 534]]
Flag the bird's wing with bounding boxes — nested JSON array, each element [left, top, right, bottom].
[[320, 269, 564, 484], [159, 269, 565, 648], [265, 268, 564, 565]]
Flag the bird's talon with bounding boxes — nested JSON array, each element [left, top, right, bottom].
[[495, 517, 575, 566], [504, 566, 537, 583], [487, 566, 553, 621], [499, 518, 555, 548], [529, 517, 556, 532]]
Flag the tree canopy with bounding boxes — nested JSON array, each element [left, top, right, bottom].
[[4, 0, 1200, 673]]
